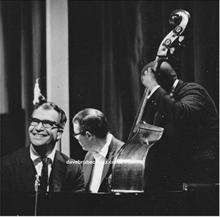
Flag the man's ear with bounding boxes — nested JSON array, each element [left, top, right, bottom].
[[57, 129, 63, 140], [143, 70, 147, 75], [85, 131, 93, 141]]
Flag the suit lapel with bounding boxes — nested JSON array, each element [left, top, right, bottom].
[[144, 100, 157, 124], [83, 153, 95, 188], [49, 151, 66, 192], [100, 138, 116, 184], [19, 147, 37, 192]]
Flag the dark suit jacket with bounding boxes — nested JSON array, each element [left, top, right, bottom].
[[0, 147, 85, 192], [143, 80, 219, 190], [83, 136, 124, 192]]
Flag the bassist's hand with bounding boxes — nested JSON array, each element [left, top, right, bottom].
[[141, 67, 159, 91]]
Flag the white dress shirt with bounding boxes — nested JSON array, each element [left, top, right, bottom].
[[147, 79, 179, 99], [147, 85, 160, 99], [89, 133, 113, 193], [170, 79, 179, 96], [30, 144, 56, 191]]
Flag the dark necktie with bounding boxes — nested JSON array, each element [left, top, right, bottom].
[[39, 157, 50, 192]]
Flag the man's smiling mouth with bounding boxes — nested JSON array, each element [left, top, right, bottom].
[[32, 133, 47, 137]]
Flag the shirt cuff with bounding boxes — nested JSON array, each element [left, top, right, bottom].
[[147, 85, 160, 99]]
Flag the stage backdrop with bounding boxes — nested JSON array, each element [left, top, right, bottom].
[[68, 1, 219, 160], [0, 1, 218, 160]]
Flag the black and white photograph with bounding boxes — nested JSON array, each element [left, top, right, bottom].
[[0, 0, 219, 215]]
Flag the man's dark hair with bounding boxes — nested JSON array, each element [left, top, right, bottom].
[[33, 101, 67, 129], [72, 108, 109, 139]]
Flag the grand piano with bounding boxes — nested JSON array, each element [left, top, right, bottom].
[[1, 184, 218, 216]]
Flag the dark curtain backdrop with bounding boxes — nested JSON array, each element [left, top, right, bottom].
[[0, 1, 218, 160], [0, 0, 46, 156], [69, 0, 219, 160]]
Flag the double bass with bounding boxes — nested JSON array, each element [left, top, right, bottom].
[[111, 9, 190, 193]]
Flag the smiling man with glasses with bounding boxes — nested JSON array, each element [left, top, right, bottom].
[[1, 101, 84, 193], [28, 102, 65, 157]]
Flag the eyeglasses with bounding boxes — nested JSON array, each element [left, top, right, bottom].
[[29, 117, 61, 129], [73, 131, 85, 137]]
